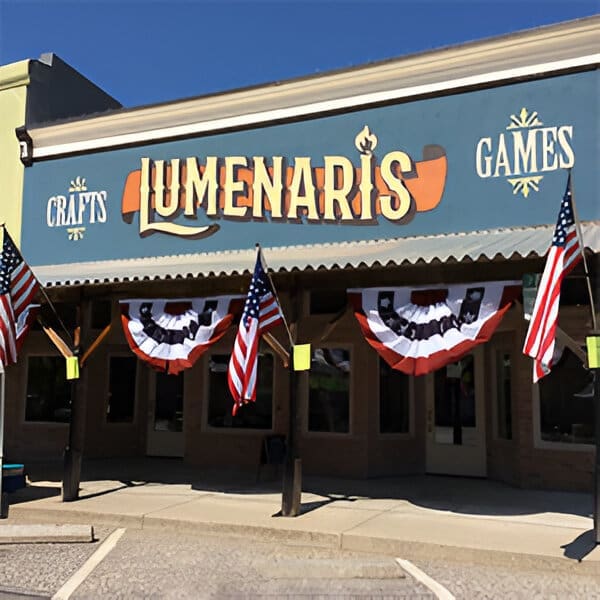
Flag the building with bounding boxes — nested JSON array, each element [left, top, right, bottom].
[[0, 53, 120, 242], [5, 17, 599, 491]]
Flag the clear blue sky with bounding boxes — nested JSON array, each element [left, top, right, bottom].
[[0, 1, 597, 108]]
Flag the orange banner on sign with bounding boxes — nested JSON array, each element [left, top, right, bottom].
[[120, 146, 447, 222]]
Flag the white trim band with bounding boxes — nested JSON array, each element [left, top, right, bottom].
[[31, 54, 599, 160]]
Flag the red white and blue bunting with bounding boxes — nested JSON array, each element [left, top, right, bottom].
[[349, 281, 521, 376], [120, 296, 242, 375]]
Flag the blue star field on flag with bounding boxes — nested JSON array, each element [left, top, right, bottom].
[[551, 183, 575, 247], [242, 257, 274, 323]]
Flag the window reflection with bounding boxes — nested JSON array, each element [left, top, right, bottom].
[[308, 348, 350, 433], [107, 356, 136, 423], [25, 356, 71, 422], [496, 353, 512, 440], [207, 353, 273, 429], [433, 355, 476, 445], [379, 359, 409, 434], [154, 372, 183, 432], [539, 349, 594, 444]]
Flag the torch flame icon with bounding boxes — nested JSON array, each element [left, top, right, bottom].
[[354, 126, 378, 156]]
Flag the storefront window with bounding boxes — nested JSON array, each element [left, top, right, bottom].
[[25, 356, 71, 422], [496, 352, 512, 440], [379, 359, 409, 434], [207, 353, 273, 429], [107, 356, 137, 423], [539, 349, 594, 444], [308, 348, 350, 433]]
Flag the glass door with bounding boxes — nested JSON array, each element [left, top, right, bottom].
[[146, 372, 184, 457], [425, 350, 486, 476]]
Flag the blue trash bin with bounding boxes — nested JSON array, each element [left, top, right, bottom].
[[2, 463, 25, 493]]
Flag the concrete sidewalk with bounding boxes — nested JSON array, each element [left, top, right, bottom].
[[3, 459, 599, 569]]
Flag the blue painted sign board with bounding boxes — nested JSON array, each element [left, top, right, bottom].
[[21, 70, 599, 266]]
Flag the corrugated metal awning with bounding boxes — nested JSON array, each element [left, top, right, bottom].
[[32, 222, 600, 287]]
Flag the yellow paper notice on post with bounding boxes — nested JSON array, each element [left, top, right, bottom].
[[293, 344, 311, 371], [66, 356, 80, 380], [586, 336, 600, 369]]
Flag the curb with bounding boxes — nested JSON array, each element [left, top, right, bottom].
[[143, 515, 340, 549], [8, 504, 600, 575], [8, 505, 143, 529]]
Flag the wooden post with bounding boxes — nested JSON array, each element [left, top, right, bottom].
[[594, 361, 600, 544], [62, 297, 89, 502], [281, 283, 302, 517], [591, 330, 600, 545]]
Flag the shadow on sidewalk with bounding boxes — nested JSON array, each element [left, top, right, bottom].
[[303, 473, 593, 521], [561, 530, 597, 561], [16, 457, 593, 522], [77, 481, 149, 501], [271, 493, 358, 517], [5, 484, 59, 505]]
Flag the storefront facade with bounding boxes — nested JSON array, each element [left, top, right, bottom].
[[5, 17, 599, 491]]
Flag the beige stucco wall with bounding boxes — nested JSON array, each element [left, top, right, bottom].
[[0, 60, 29, 245]]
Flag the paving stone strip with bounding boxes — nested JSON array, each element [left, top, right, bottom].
[[0, 527, 111, 598], [259, 557, 406, 579], [0, 525, 94, 544]]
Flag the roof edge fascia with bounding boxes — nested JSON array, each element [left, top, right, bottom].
[[0, 60, 30, 92]]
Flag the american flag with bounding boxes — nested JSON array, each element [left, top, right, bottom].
[[523, 175, 582, 382], [227, 248, 283, 415], [0, 230, 40, 368]]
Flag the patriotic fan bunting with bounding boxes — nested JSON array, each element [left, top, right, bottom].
[[349, 281, 521, 376], [120, 296, 242, 375]]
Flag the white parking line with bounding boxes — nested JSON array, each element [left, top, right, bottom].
[[395, 558, 455, 600], [52, 528, 126, 600]]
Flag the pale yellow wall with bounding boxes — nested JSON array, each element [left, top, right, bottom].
[[0, 60, 30, 246]]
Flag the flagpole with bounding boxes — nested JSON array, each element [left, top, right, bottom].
[[38, 286, 75, 348], [568, 169, 597, 330], [0, 224, 74, 349], [0, 368, 5, 518], [0, 226, 6, 517], [0, 225, 42, 518], [253, 244, 302, 516], [256, 244, 294, 349], [569, 170, 600, 545], [281, 277, 302, 517]]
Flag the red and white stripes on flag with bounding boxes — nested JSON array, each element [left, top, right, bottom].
[[120, 296, 242, 375], [349, 281, 520, 376], [0, 229, 40, 368], [523, 175, 583, 382], [227, 248, 284, 415]]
